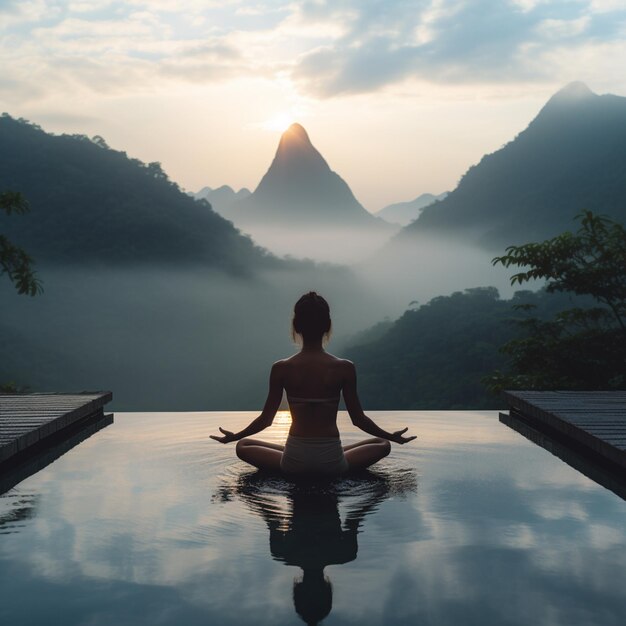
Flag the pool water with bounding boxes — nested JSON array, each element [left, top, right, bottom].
[[1, 411, 625, 625]]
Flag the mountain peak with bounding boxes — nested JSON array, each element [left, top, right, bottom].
[[268, 122, 327, 175], [549, 81, 595, 104], [531, 81, 598, 124], [283, 122, 309, 141], [231, 123, 389, 232], [275, 122, 316, 158], [405, 83, 626, 247]]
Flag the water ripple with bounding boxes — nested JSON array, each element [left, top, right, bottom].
[[209, 457, 418, 536], [0, 491, 39, 535]]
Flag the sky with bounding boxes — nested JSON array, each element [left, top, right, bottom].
[[1, 0, 626, 210]]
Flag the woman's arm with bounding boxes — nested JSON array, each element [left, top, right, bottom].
[[211, 362, 284, 443], [342, 361, 416, 444]]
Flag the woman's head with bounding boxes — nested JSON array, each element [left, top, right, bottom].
[[293, 572, 332, 625], [291, 292, 331, 344]]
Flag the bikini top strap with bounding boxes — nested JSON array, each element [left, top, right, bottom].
[[287, 396, 340, 404]]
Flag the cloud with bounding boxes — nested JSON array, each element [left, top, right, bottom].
[[0, 5, 242, 101], [0, 0, 625, 104], [292, 0, 626, 97], [159, 41, 245, 81]]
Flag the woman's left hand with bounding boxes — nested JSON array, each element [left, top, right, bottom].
[[210, 427, 237, 444], [390, 427, 417, 444]]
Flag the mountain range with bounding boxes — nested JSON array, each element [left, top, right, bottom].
[[403, 82, 626, 247], [0, 115, 274, 273], [376, 192, 448, 226], [193, 185, 251, 218], [3, 82, 626, 411], [3, 81, 625, 271]]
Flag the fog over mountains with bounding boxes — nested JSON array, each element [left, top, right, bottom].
[[232, 123, 384, 227], [224, 123, 397, 262], [193, 185, 251, 218], [0, 115, 387, 409], [3, 82, 626, 410], [403, 82, 626, 247], [351, 81, 626, 314], [376, 192, 448, 226]]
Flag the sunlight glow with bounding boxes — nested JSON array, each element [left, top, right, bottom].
[[270, 410, 293, 439], [261, 112, 298, 132], [274, 410, 292, 425]]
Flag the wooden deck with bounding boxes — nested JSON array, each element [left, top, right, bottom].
[[500, 410, 626, 501], [0, 411, 113, 496], [503, 391, 626, 472], [0, 392, 112, 466]]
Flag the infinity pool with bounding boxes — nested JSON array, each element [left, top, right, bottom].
[[1, 411, 625, 625]]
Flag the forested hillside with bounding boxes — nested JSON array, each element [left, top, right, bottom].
[[0, 115, 274, 272], [343, 288, 587, 409], [404, 83, 626, 248]]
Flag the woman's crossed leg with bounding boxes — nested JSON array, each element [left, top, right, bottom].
[[343, 438, 391, 471], [235, 438, 284, 471], [235, 437, 391, 473]]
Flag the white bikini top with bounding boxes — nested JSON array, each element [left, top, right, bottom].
[[287, 395, 340, 404]]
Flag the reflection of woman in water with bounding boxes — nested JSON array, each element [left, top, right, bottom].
[[211, 292, 416, 474], [247, 487, 360, 625], [216, 470, 414, 626]]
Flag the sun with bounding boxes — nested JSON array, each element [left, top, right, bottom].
[[261, 112, 297, 132]]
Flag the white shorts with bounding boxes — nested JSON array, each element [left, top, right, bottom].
[[280, 435, 349, 475]]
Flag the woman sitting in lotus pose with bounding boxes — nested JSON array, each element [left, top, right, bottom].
[[211, 292, 416, 474]]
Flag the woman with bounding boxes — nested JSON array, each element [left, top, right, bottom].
[[211, 292, 416, 474]]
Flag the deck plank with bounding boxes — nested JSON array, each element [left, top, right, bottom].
[[0, 392, 112, 464], [503, 391, 626, 471]]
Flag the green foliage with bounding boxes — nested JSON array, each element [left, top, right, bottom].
[[493, 211, 626, 332], [0, 190, 28, 215], [487, 212, 626, 391], [1, 189, 42, 391], [344, 287, 558, 409], [0, 190, 42, 296], [344, 284, 606, 409], [0, 381, 29, 394]]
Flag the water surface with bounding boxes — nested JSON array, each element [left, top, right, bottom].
[[1, 411, 625, 625]]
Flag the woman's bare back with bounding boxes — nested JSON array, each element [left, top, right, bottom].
[[278, 351, 350, 438]]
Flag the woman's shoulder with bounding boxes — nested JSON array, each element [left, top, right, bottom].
[[273, 352, 354, 370], [271, 354, 301, 372], [274, 353, 299, 366], [271, 358, 289, 371], [325, 353, 355, 370]]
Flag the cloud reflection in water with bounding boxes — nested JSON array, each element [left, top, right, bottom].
[[213, 466, 417, 625]]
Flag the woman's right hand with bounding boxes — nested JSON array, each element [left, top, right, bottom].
[[210, 427, 237, 444], [390, 427, 417, 444]]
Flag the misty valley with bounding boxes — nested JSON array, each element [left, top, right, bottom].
[[0, 260, 517, 410], [2, 81, 626, 410], [5, 7, 626, 626]]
